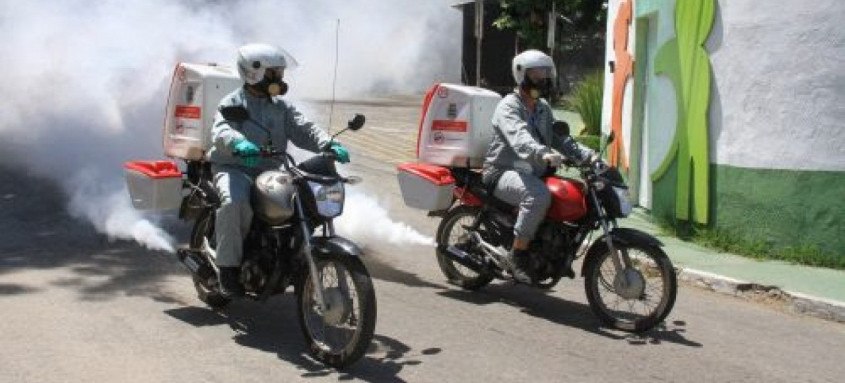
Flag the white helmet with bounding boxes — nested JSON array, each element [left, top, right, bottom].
[[511, 49, 557, 86], [236, 43, 299, 85]]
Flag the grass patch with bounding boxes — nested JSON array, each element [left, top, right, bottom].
[[655, 216, 845, 270]]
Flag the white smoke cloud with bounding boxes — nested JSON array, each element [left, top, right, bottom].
[[336, 191, 435, 247], [0, 0, 459, 252]]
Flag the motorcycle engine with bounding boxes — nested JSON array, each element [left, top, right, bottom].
[[253, 170, 297, 225], [532, 224, 574, 278]]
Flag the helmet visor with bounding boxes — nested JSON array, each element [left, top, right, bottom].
[[526, 67, 554, 82], [277, 48, 299, 71]]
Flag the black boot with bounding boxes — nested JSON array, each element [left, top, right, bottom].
[[218, 266, 244, 298], [503, 249, 533, 284]]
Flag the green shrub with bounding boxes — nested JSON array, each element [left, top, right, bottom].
[[566, 70, 604, 136], [575, 135, 600, 151]]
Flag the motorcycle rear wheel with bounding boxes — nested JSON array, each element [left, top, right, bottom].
[[297, 252, 376, 369], [584, 241, 677, 332], [189, 209, 231, 309], [435, 205, 494, 290]]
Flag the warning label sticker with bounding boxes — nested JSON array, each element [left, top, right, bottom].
[[174, 105, 201, 119], [431, 120, 468, 132]]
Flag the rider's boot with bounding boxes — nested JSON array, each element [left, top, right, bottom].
[[218, 266, 244, 298], [502, 249, 533, 284]]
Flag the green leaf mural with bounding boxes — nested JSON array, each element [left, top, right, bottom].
[[651, 0, 715, 224]]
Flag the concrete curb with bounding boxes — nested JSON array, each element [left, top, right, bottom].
[[677, 267, 845, 324]]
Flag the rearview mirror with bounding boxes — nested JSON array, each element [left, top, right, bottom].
[[348, 114, 365, 131], [606, 130, 616, 145], [220, 105, 250, 123], [552, 120, 570, 137]]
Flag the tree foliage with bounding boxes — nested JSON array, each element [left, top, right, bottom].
[[493, 0, 607, 52]]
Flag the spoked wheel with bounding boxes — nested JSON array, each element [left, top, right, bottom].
[[584, 242, 677, 332], [189, 209, 230, 309], [297, 253, 376, 369], [435, 206, 494, 290]]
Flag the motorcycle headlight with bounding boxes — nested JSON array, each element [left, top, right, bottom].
[[309, 181, 344, 218], [612, 186, 632, 217]]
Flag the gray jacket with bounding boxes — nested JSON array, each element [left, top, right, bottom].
[[483, 93, 592, 176], [206, 87, 332, 169]]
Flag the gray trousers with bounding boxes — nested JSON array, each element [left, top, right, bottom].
[[492, 170, 551, 243], [212, 165, 259, 267]]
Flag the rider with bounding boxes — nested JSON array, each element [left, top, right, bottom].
[[482, 49, 595, 284], [207, 43, 350, 297]]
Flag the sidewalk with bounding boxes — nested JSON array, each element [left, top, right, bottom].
[[621, 209, 845, 323]]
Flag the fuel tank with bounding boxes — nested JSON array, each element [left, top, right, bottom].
[[545, 176, 587, 222], [253, 170, 296, 225]]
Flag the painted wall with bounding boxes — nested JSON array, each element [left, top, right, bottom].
[[707, 0, 845, 171], [603, 0, 845, 256]]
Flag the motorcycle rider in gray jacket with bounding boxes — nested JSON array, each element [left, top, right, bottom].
[[483, 50, 594, 284], [207, 43, 350, 297]]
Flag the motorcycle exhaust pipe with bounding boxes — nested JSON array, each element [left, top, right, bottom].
[[177, 248, 214, 279], [443, 245, 485, 273]]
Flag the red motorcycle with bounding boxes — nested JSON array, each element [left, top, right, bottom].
[[401, 132, 676, 332]]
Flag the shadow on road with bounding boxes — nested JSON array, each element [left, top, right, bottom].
[[361, 253, 446, 290], [438, 284, 702, 348], [165, 298, 440, 382], [0, 166, 189, 302]]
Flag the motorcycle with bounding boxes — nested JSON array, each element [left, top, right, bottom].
[[433, 125, 676, 332], [175, 106, 376, 367]]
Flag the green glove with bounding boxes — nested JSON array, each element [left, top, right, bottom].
[[232, 139, 260, 167], [329, 142, 350, 164]]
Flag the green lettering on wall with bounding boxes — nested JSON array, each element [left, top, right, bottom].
[[651, 0, 715, 224]]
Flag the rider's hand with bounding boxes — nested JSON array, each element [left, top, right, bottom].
[[583, 152, 600, 166], [542, 151, 563, 167], [329, 142, 350, 164], [232, 138, 260, 167]]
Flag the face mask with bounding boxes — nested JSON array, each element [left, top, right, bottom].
[[521, 76, 553, 100], [254, 77, 288, 97]]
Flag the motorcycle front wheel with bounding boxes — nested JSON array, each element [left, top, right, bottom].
[[584, 241, 677, 332], [435, 205, 494, 290], [297, 252, 376, 369]]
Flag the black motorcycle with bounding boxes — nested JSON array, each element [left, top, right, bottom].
[[176, 106, 376, 367]]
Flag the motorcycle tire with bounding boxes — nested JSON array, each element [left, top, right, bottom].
[[296, 252, 376, 369], [583, 241, 677, 332], [189, 209, 231, 309], [435, 205, 494, 290]]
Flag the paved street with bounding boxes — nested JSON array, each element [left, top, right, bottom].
[[1, 98, 844, 382]]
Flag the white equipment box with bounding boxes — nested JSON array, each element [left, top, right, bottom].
[[163, 63, 242, 160], [124, 160, 183, 210], [417, 83, 502, 168]]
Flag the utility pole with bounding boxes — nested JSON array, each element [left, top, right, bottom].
[[547, 2, 557, 53], [475, 0, 484, 87]]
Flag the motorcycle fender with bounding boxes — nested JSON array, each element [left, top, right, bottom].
[[311, 236, 364, 258], [580, 228, 663, 276]]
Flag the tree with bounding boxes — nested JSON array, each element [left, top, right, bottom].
[[493, 0, 608, 97], [493, 0, 607, 52]]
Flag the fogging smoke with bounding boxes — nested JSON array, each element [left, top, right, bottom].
[[336, 192, 435, 247], [0, 1, 459, 251], [66, 170, 175, 253], [285, 145, 435, 249]]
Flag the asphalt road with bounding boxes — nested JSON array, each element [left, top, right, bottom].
[[1, 98, 843, 382]]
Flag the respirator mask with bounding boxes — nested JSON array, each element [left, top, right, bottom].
[[521, 67, 554, 100], [254, 67, 288, 97]]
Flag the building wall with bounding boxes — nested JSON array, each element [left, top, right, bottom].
[[603, 0, 845, 256]]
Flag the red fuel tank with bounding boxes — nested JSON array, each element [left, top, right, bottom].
[[545, 177, 588, 222]]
